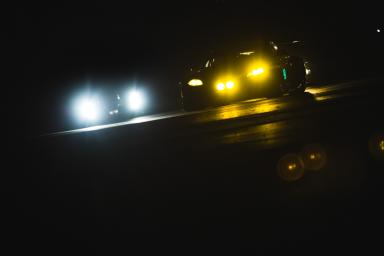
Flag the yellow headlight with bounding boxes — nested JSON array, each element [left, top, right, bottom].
[[188, 79, 203, 86], [216, 83, 225, 91], [216, 75, 237, 91], [247, 67, 265, 77], [226, 81, 234, 89], [246, 59, 269, 80]]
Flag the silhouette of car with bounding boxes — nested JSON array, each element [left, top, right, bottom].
[[180, 41, 307, 110]]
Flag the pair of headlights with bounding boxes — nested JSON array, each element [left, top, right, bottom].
[[188, 79, 235, 91], [187, 66, 266, 89], [73, 89, 146, 123]]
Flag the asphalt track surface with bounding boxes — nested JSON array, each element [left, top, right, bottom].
[[21, 78, 384, 253], [52, 79, 380, 134]]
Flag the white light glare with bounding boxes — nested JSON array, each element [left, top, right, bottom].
[[75, 96, 101, 122], [128, 90, 145, 111]]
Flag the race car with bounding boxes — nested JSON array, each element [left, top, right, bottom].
[[71, 86, 147, 127], [180, 41, 307, 110]]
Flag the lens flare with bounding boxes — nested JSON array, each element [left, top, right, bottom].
[[300, 144, 327, 171], [277, 153, 305, 182], [288, 163, 297, 171]]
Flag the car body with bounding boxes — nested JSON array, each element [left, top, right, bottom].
[[180, 41, 307, 110]]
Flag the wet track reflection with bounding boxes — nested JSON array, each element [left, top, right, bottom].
[[50, 78, 382, 144], [217, 120, 292, 146]]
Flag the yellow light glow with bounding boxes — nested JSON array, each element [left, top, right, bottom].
[[246, 60, 269, 80], [217, 83, 225, 91], [288, 163, 297, 171], [247, 67, 265, 77], [188, 79, 203, 86], [226, 81, 234, 89], [277, 153, 305, 182], [380, 140, 384, 151], [216, 75, 237, 91], [300, 144, 327, 171]]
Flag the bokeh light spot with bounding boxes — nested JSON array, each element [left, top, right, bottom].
[[300, 144, 327, 171], [277, 153, 305, 182]]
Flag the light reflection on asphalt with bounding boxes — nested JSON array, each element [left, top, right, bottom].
[[49, 80, 371, 136]]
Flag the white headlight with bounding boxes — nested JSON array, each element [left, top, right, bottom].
[[188, 79, 203, 86], [127, 90, 145, 111], [74, 96, 102, 122]]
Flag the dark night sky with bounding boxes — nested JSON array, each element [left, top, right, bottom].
[[6, 1, 382, 134]]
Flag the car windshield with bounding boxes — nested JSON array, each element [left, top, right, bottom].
[[201, 41, 276, 69], [202, 49, 272, 70]]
